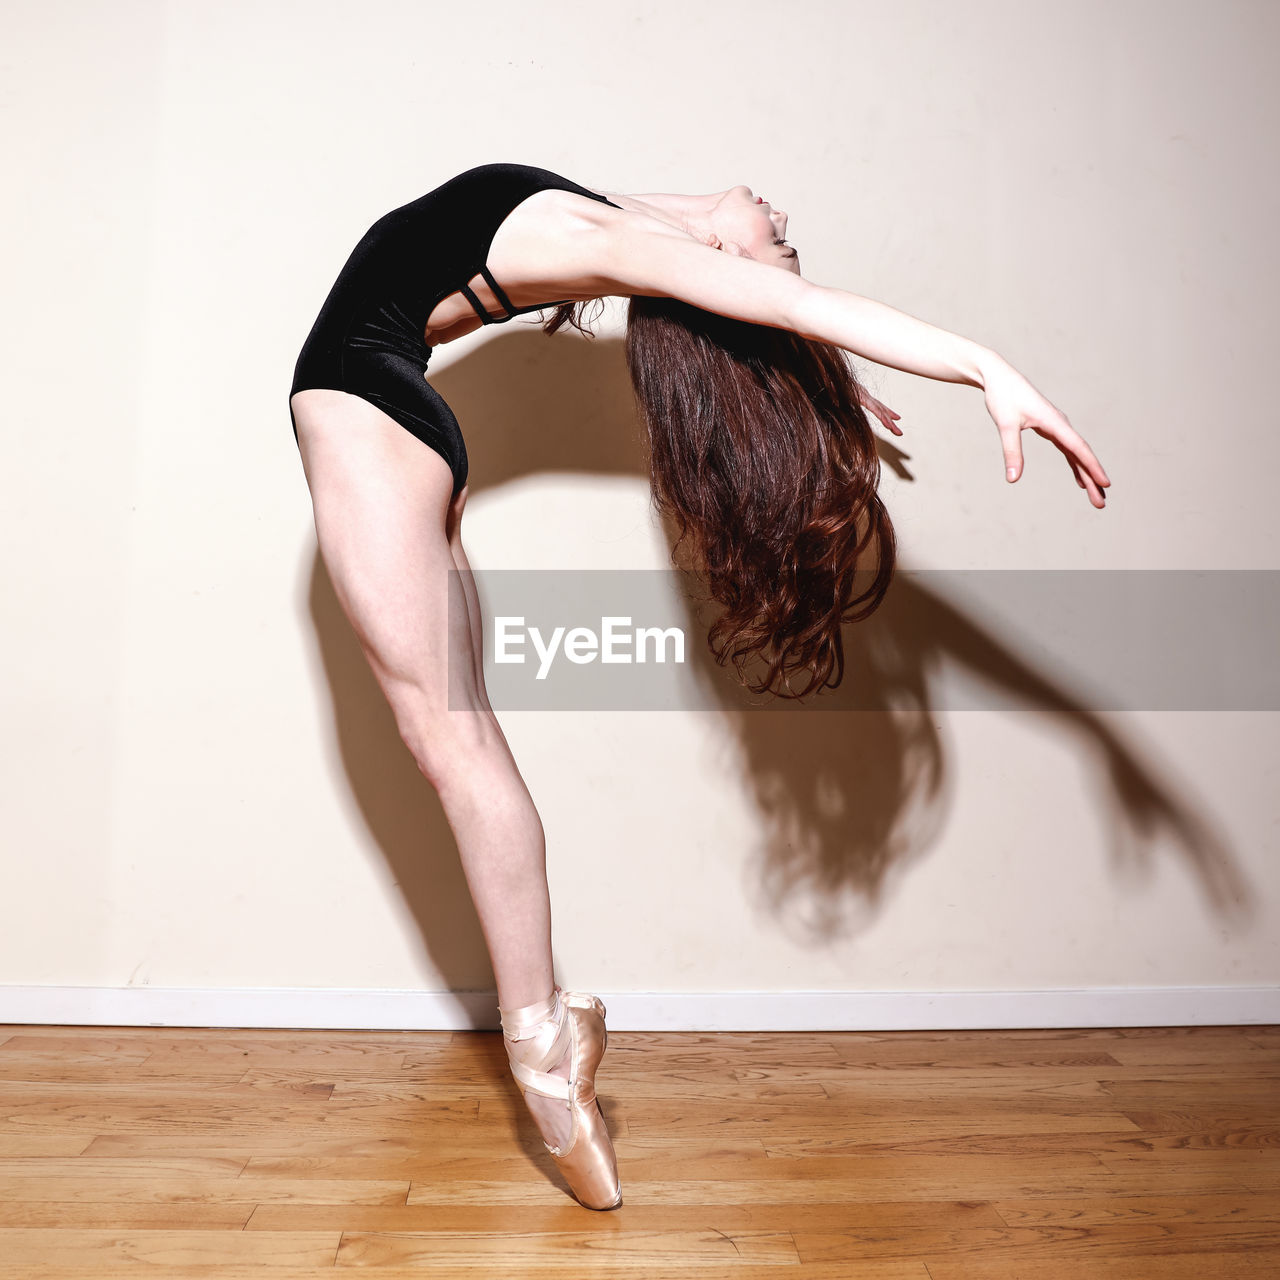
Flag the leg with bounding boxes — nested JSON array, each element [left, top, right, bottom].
[[290, 389, 574, 1147], [295, 384, 624, 1203], [444, 489, 498, 721], [292, 389, 552, 1004], [443, 488, 593, 1164]]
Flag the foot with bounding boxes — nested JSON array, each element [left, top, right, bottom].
[[519, 1049, 574, 1153], [500, 988, 576, 1154], [500, 989, 622, 1209]]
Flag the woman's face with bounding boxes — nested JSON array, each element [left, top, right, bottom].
[[710, 184, 800, 273]]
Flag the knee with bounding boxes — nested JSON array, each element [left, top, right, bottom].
[[392, 698, 506, 793]]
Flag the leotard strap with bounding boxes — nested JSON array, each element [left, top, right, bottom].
[[478, 264, 518, 318], [458, 264, 521, 325], [457, 282, 494, 324]]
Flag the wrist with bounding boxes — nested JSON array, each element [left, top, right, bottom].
[[967, 344, 1010, 391]]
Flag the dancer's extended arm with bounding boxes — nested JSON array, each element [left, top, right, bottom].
[[599, 221, 1112, 507]]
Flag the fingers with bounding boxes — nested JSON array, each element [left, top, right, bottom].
[[1047, 424, 1111, 505], [1050, 437, 1108, 507], [1020, 408, 1111, 505], [1069, 441, 1110, 490], [992, 387, 1111, 505], [1044, 432, 1086, 487], [1072, 456, 1105, 506], [1055, 415, 1111, 489], [1080, 469, 1106, 507], [863, 395, 904, 436], [1010, 423, 1110, 507], [1001, 431, 1024, 483]]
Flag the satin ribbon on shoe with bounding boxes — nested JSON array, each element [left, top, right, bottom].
[[498, 985, 622, 1209]]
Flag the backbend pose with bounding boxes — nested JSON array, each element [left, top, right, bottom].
[[288, 162, 1111, 1211]]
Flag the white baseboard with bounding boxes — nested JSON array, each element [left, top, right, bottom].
[[0, 985, 1276, 1031]]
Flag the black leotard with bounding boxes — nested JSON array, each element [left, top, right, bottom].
[[289, 163, 622, 497]]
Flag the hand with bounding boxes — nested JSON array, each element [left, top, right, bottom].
[[981, 359, 1111, 508], [857, 386, 903, 436]]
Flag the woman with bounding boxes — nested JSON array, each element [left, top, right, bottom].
[[288, 162, 1111, 1212]]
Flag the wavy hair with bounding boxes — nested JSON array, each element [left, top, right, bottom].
[[542, 293, 896, 700]]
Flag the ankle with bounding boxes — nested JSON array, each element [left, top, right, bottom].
[[498, 984, 562, 1041], [496, 983, 558, 1024]]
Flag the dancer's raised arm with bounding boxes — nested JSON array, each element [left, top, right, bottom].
[[603, 220, 986, 383], [595, 212, 1111, 507]]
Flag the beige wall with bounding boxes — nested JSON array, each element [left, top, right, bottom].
[[2, 0, 1276, 1028]]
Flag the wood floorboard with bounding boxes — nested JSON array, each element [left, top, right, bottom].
[[0, 1023, 1275, 1273]]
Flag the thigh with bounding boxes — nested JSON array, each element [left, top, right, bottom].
[[448, 528, 497, 719], [291, 388, 483, 724]]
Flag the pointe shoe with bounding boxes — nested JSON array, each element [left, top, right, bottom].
[[498, 984, 622, 1210]]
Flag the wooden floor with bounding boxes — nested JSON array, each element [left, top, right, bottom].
[[0, 1023, 1277, 1277]]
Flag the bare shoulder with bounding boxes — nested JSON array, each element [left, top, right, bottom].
[[489, 187, 818, 336], [484, 187, 691, 297], [580, 186, 693, 225]]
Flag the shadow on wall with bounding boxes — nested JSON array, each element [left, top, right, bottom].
[[300, 326, 1253, 994]]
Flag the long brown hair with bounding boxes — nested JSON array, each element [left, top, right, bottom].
[[543, 294, 896, 700]]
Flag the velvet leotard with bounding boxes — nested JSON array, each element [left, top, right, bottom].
[[289, 163, 622, 497]]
